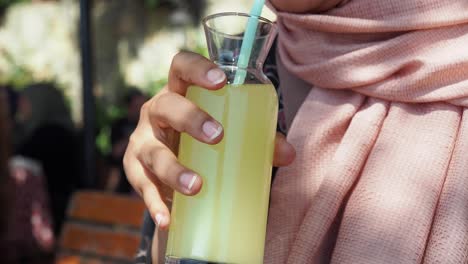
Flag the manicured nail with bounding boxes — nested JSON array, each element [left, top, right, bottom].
[[206, 68, 225, 84], [180, 172, 198, 191], [155, 213, 165, 227], [202, 121, 223, 141]]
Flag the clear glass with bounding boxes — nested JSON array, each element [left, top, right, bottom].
[[165, 12, 278, 264]]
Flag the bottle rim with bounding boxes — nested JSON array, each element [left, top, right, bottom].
[[203, 12, 275, 41]]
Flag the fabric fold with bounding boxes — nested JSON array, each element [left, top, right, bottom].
[[265, 0, 468, 262]]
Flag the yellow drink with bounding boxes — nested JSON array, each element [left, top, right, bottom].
[[166, 83, 278, 263]]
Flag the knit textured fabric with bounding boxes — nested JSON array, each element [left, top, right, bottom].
[[265, 1, 468, 263]]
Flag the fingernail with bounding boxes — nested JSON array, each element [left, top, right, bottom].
[[180, 172, 198, 191], [206, 68, 225, 84], [202, 121, 223, 141], [155, 213, 165, 227]]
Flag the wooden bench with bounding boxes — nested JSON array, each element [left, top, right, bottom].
[[56, 190, 146, 264]]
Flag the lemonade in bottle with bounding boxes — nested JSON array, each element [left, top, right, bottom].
[[166, 12, 278, 264]]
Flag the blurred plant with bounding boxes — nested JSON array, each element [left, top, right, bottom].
[[121, 30, 182, 94], [0, 49, 33, 87], [0, 1, 81, 120], [0, 0, 254, 157], [146, 78, 168, 95], [144, 0, 159, 9], [95, 101, 126, 155], [0, 0, 29, 14], [144, 0, 178, 9], [121, 26, 208, 96]]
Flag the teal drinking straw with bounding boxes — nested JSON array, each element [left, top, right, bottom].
[[233, 0, 265, 85]]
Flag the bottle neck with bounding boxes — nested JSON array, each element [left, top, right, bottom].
[[215, 61, 264, 71], [216, 64, 270, 85]]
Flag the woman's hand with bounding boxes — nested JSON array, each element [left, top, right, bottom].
[[124, 51, 296, 230]]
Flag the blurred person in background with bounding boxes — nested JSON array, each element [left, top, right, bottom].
[[16, 83, 80, 235], [0, 85, 55, 264], [0, 87, 11, 259], [106, 88, 147, 194], [5, 85, 19, 146]]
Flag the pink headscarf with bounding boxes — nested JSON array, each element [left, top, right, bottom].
[[266, 1, 468, 263]]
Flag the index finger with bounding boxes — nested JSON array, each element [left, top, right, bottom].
[[168, 51, 227, 95]]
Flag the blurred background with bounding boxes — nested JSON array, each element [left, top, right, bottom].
[[0, 0, 275, 263]]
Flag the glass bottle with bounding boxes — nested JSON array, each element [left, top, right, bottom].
[[166, 12, 278, 264]]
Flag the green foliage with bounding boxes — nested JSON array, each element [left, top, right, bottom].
[[0, 49, 34, 88], [144, 0, 159, 9], [146, 78, 167, 96], [0, 0, 209, 156], [95, 77, 169, 155], [95, 100, 127, 155], [191, 45, 209, 59], [0, 0, 29, 10]]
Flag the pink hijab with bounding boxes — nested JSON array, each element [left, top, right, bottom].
[[266, 1, 468, 263]]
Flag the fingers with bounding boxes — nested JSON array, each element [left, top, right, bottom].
[[136, 139, 203, 197], [142, 182, 171, 230], [150, 92, 224, 144], [123, 152, 171, 229], [168, 51, 226, 95], [273, 132, 296, 167]]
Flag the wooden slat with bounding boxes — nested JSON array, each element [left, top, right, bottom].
[[56, 255, 80, 264], [56, 254, 131, 264], [68, 191, 146, 228], [55, 254, 130, 264], [60, 223, 141, 261]]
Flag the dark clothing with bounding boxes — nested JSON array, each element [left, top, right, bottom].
[[109, 117, 137, 193], [135, 211, 155, 264], [17, 123, 80, 235], [111, 118, 137, 146], [1, 156, 55, 264]]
